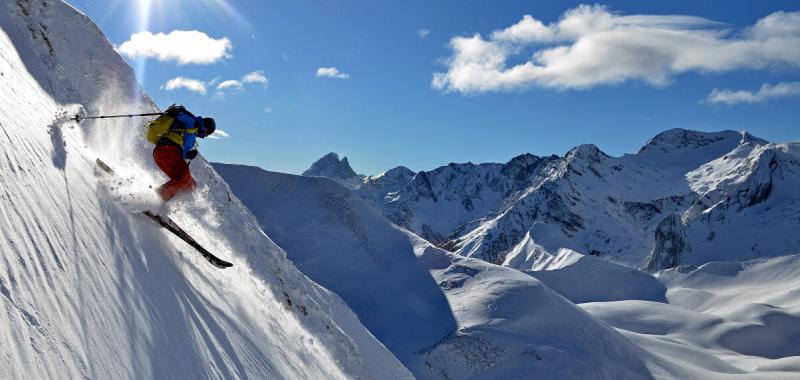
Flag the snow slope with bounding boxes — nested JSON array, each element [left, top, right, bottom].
[[508, 243, 667, 304], [213, 163, 457, 373], [584, 254, 800, 378], [0, 1, 410, 379], [408, 239, 660, 380]]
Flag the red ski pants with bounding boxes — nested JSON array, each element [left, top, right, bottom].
[[153, 144, 196, 201]]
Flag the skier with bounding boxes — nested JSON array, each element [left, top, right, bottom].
[[146, 105, 216, 201]]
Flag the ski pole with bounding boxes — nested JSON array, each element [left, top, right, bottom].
[[71, 112, 163, 122]]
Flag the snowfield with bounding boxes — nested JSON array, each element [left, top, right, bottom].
[[0, 1, 409, 379]]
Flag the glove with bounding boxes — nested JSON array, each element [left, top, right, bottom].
[[186, 149, 198, 160]]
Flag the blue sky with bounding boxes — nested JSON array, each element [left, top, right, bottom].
[[66, 0, 800, 175]]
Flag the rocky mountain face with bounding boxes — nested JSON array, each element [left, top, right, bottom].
[[307, 129, 800, 271], [368, 154, 556, 244], [302, 152, 361, 183], [643, 214, 691, 271]]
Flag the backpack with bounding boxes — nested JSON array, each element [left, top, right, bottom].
[[145, 105, 189, 145], [146, 113, 176, 145]]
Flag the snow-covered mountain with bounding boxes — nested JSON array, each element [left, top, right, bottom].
[[303, 152, 557, 244], [0, 2, 411, 379], [311, 129, 799, 271], [217, 163, 800, 378], [215, 164, 666, 378]]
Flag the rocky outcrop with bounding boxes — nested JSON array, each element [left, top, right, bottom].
[[643, 214, 690, 271], [303, 152, 360, 181]]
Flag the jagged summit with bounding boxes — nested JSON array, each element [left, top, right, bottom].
[[302, 152, 359, 180]]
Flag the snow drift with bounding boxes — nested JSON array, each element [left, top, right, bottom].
[[0, 1, 410, 379]]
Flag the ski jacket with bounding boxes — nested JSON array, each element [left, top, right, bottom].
[[158, 109, 203, 159]]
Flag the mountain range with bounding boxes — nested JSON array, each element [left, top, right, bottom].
[[302, 129, 799, 272]]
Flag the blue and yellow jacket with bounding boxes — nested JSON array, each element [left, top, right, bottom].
[[149, 109, 203, 159]]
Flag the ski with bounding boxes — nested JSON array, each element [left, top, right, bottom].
[[95, 158, 233, 268], [140, 211, 233, 268]]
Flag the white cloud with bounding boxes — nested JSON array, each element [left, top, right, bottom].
[[705, 81, 800, 105], [161, 77, 207, 94], [433, 6, 800, 93], [243, 70, 269, 87], [118, 30, 232, 65], [316, 67, 350, 79], [207, 129, 229, 139], [264, 107, 273, 113], [418, 28, 430, 39], [217, 79, 243, 91]]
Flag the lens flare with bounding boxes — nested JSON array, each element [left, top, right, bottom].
[[133, 0, 151, 85]]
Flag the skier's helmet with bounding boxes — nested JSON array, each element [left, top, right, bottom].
[[201, 117, 216, 138]]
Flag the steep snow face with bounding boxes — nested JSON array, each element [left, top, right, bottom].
[[679, 142, 800, 265], [635, 129, 748, 172], [302, 152, 361, 183], [0, 2, 410, 379], [213, 164, 456, 373]]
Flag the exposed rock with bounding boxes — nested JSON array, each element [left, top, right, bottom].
[[303, 152, 360, 181], [643, 214, 691, 271]]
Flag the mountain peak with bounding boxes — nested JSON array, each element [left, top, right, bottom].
[[566, 144, 608, 162], [637, 129, 742, 156], [302, 152, 359, 180], [739, 131, 769, 146]]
